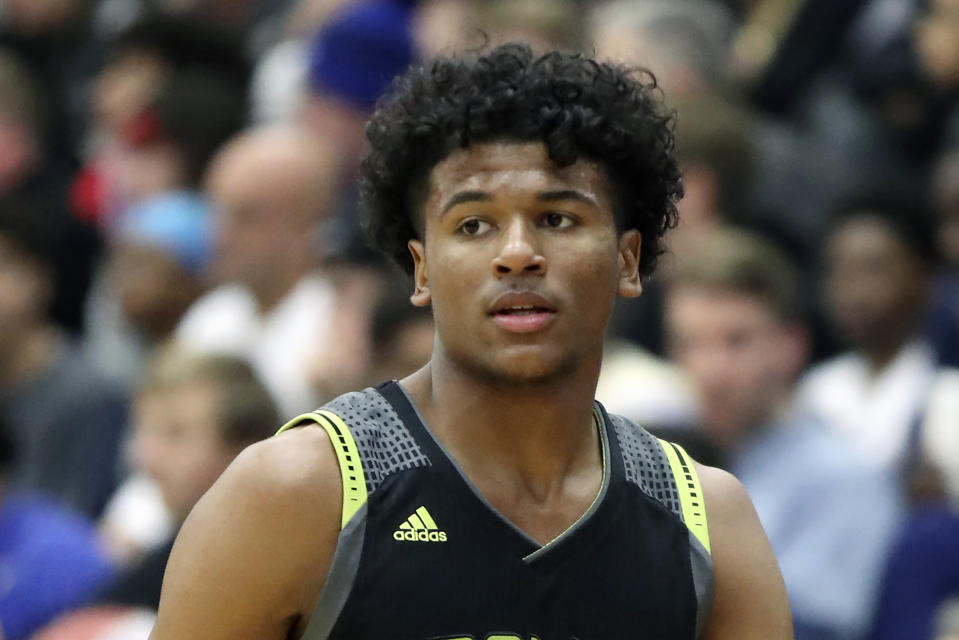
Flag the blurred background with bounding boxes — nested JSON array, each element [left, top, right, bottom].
[[0, 0, 955, 638]]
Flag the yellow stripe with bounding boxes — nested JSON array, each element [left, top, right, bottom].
[[275, 411, 368, 529], [408, 514, 426, 530], [415, 506, 437, 529], [658, 438, 711, 554]]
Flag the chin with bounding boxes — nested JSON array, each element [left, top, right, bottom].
[[464, 348, 580, 388]]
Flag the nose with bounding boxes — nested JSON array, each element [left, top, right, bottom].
[[491, 217, 546, 276]]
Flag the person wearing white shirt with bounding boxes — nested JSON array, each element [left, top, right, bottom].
[[175, 125, 345, 417]]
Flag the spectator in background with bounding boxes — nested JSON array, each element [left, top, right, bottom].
[[928, 148, 959, 368], [797, 190, 959, 496], [34, 349, 278, 640], [300, 0, 415, 261], [86, 191, 213, 392], [868, 507, 959, 640], [364, 280, 434, 385], [665, 228, 902, 639], [0, 416, 115, 640], [473, 0, 582, 52], [0, 48, 100, 333], [95, 348, 278, 612], [0, 198, 127, 518], [111, 193, 212, 356], [77, 11, 250, 226], [84, 68, 245, 386], [175, 125, 343, 416]]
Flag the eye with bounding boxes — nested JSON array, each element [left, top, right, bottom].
[[543, 212, 575, 229], [457, 218, 492, 236]]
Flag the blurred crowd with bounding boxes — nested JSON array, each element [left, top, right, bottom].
[[0, 0, 955, 638]]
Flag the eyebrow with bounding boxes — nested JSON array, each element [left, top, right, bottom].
[[537, 190, 597, 206], [440, 190, 492, 215], [440, 189, 597, 215]]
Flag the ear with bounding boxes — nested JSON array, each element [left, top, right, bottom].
[[617, 230, 642, 298], [408, 239, 431, 307]]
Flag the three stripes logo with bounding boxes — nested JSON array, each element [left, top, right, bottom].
[[393, 506, 448, 542]]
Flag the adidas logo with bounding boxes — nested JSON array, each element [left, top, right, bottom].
[[393, 506, 448, 542]]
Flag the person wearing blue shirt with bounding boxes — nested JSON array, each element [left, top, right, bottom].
[[665, 228, 904, 639], [0, 419, 115, 640]]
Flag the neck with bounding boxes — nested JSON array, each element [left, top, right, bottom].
[[402, 350, 603, 503], [0, 326, 58, 391], [248, 267, 305, 314], [863, 334, 913, 373]]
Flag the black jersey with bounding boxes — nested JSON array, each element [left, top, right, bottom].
[[277, 381, 713, 640]]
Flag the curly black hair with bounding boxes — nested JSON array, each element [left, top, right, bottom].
[[360, 43, 683, 278]]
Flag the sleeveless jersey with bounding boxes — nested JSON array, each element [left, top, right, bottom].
[[277, 381, 714, 640]]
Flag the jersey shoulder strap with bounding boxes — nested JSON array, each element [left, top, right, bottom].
[[276, 387, 431, 529], [605, 412, 711, 553]]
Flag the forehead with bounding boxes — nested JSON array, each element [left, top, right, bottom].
[[829, 215, 909, 257], [669, 286, 777, 327], [424, 141, 613, 211]]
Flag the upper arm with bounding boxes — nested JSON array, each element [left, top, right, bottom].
[[699, 463, 793, 640], [149, 427, 342, 640]]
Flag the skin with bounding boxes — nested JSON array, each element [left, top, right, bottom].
[[151, 141, 791, 640]]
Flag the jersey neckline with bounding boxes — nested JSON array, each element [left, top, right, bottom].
[[376, 380, 624, 567]]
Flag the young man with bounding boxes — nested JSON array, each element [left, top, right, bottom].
[[664, 228, 902, 639], [151, 44, 791, 639]]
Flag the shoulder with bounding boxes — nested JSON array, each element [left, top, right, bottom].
[[223, 426, 343, 517], [695, 464, 755, 524], [695, 463, 794, 639], [152, 426, 343, 638]]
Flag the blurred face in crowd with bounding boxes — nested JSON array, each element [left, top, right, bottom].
[[666, 287, 805, 445], [130, 380, 239, 523], [205, 129, 336, 298], [94, 50, 169, 135], [0, 237, 48, 357], [824, 215, 930, 356], [110, 243, 205, 341]]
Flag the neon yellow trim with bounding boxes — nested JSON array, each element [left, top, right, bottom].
[[659, 438, 711, 554], [274, 410, 368, 529], [416, 506, 437, 529]]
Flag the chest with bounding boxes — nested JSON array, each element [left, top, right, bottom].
[[327, 472, 698, 640]]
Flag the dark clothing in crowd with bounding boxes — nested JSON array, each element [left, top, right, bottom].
[[1, 341, 127, 518], [868, 507, 959, 640], [97, 538, 175, 612]]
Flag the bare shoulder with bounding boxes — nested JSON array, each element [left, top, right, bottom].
[[151, 427, 342, 640], [696, 463, 756, 524], [695, 462, 794, 640]]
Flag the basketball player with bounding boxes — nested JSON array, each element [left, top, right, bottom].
[[150, 44, 791, 639]]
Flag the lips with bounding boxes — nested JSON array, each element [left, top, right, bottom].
[[488, 291, 557, 333]]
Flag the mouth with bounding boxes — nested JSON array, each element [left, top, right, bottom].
[[488, 293, 557, 333]]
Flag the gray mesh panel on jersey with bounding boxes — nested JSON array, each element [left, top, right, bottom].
[[322, 388, 430, 493], [608, 413, 682, 517]]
